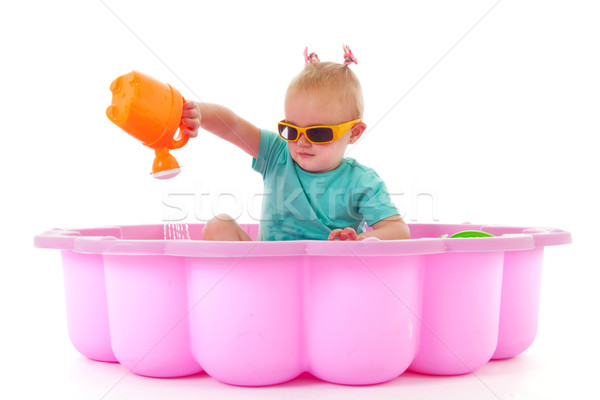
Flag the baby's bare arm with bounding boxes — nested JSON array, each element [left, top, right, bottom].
[[181, 101, 261, 158], [361, 215, 411, 240]]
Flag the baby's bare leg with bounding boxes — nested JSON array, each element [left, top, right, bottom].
[[202, 214, 252, 241]]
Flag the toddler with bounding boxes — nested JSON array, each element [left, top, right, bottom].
[[181, 46, 410, 241]]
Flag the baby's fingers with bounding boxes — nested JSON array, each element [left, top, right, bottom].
[[328, 229, 343, 241], [342, 227, 359, 240], [181, 102, 201, 138], [182, 100, 198, 111], [343, 228, 358, 240], [180, 119, 198, 138], [329, 227, 360, 241], [182, 101, 201, 118], [182, 117, 201, 129]]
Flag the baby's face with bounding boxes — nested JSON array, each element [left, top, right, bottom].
[[284, 91, 364, 173]]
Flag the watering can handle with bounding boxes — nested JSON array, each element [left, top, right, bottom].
[[169, 97, 190, 150]]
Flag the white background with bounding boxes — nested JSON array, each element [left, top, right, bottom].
[[2, 0, 598, 398]]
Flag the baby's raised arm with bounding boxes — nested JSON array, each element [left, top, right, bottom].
[[181, 101, 261, 158]]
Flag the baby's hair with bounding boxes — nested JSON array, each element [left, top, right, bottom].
[[287, 46, 364, 120]]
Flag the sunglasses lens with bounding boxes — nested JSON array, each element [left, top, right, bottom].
[[278, 125, 298, 141], [307, 127, 334, 143]]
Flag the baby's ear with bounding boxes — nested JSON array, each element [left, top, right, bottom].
[[349, 122, 367, 144]]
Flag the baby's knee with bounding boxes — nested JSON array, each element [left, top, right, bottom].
[[202, 214, 247, 241], [202, 214, 233, 238]]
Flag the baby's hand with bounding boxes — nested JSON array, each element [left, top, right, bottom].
[[181, 101, 202, 138], [328, 227, 362, 241]]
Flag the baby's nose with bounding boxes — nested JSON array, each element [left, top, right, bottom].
[[297, 132, 311, 145]]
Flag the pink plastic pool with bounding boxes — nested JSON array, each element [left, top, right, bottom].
[[34, 223, 571, 386]]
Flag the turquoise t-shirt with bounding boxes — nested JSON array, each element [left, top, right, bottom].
[[252, 129, 399, 241]]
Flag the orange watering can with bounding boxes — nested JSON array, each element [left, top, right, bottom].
[[106, 71, 189, 179]]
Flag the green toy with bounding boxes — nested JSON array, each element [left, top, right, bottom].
[[440, 230, 495, 238]]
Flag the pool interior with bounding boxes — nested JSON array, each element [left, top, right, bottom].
[[62, 223, 513, 242]]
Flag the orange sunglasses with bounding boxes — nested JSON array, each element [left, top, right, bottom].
[[277, 119, 361, 144]]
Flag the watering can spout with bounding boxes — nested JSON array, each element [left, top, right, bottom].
[[106, 71, 189, 179], [152, 148, 181, 180]]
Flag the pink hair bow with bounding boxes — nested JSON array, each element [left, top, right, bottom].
[[343, 44, 357, 66], [304, 47, 320, 64]]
